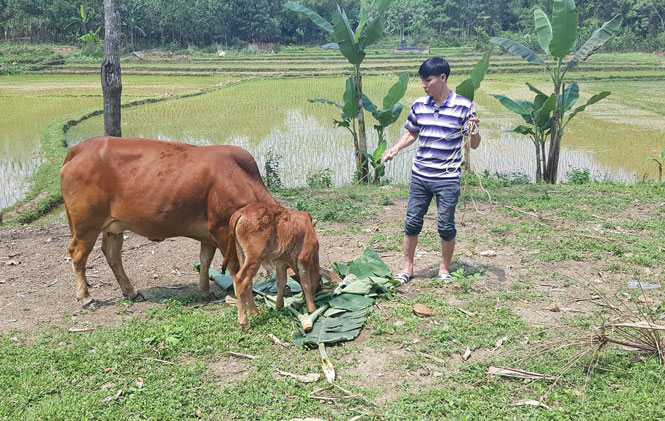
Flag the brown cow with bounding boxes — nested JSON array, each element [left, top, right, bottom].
[[60, 137, 278, 307], [221, 203, 338, 330]]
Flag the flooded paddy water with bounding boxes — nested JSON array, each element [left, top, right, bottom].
[[2, 70, 665, 210]]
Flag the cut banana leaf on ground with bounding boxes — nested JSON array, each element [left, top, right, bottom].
[[261, 292, 305, 310], [293, 307, 369, 348], [253, 272, 302, 294], [332, 246, 393, 279], [193, 263, 234, 291], [196, 246, 397, 349], [324, 293, 375, 311], [333, 274, 397, 295]]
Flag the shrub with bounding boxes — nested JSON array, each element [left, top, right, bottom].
[[306, 168, 333, 188], [568, 169, 591, 184], [263, 150, 282, 190]]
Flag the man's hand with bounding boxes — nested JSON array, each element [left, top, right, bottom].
[[382, 146, 400, 163], [382, 131, 418, 163], [466, 117, 480, 134], [467, 117, 481, 149]]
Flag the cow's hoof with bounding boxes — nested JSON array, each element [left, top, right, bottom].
[[131, 292, 146, 302], [241, 323, 251, 331], [81, 297, 95, 309]]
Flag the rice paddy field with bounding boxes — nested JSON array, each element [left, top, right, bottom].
[[2, 45, 665, 211]]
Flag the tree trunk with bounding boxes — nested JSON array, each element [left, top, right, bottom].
[[354, 72, 369, 183], [533, 138, 542, 183], [540, 140, 547, 182], [545, 128, 563, 184], [102, 0, 122, 137], [544, 83, 562, 184]]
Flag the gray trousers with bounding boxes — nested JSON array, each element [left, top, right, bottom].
[[404, 177, 461, 242]]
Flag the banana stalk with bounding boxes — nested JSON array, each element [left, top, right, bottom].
[[319, 343, 335, 383], [289, 303, 329, 333]]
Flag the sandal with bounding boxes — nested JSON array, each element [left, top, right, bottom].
[[394, 272, 413, 284], [437, 272, 453, 282]]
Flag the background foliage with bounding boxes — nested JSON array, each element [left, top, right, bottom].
[[0, 0, 663, 50]]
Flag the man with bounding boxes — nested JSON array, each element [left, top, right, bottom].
[[382, 57, 481, 283]]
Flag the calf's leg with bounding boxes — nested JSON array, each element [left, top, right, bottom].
[[275, 263, 288, 309], [233, 260, 261, 330], [298, 262, 317, 313]]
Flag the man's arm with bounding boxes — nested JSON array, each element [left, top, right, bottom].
[[382, 131, 419, 162]]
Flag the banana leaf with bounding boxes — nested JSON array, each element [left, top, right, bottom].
[[333, 274, 395, 295], [292, 307, 369, 348], [549, 0, 578, 59], [490, 94, 533, 117], [284, 1, 333, 33], [332, 246, 392, 279], [193, 262, 234, 291], [560, 82, 579, 112], [565, 91, 610, 126], [525, 82, 548, 98], [355, 5, 369, 43], [342, 77, 358, 120], [262, 292, 304, 310], [326, 293, 375, 311], [533, 8, 552, 53], [359, 15, 386, 50], [455, 79, 476, 102], [470, 49, 492, 90], [332, 7, 364, 66], [253, 272, 302, 294], [490, 36, 547, 68], [383, 71, 409, 109], [308, 98, 343, 109], [373, 0, 395, 14], [566, 15, 622, 73], [455, 50, 491, 102], [507, 125, 535, 136]]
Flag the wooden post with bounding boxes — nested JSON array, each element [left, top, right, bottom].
[[101, 0, 122, 137]]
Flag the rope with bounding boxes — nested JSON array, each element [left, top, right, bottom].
[[333, 120, 492, 221], [391, 120, 493, 220]]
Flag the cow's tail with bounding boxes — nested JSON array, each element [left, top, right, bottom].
[[221, 210, 243, 275]]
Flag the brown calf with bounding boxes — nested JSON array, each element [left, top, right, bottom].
[[222, 203, 338, 330]]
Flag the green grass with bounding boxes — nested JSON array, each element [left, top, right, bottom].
[[4, 179, 665, 418]]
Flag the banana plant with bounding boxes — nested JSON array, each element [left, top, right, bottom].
[[453, 50, 491, 172], [64, 4, 90, 36], [360, 71, 409, 184], [492, 80, 609, 183], [309, 77, 361, 169], [285, 0, 396, 182], [491, 84, 556, 183], [644, 150, 665, 183], [490, 0, 622, 183]]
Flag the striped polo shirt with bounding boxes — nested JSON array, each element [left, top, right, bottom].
[[404, 91, 477, 183]]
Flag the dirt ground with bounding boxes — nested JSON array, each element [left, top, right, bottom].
[[3, 195, 662, 401], [0, 197, 616, 338]]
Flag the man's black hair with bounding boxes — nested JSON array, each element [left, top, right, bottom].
[[419, 57, 450, 79]]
